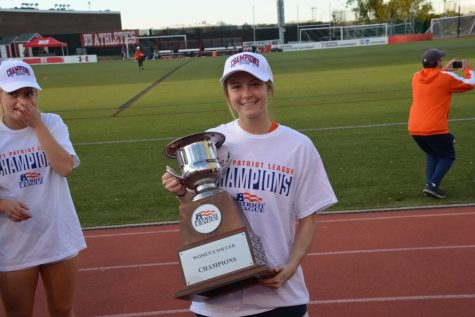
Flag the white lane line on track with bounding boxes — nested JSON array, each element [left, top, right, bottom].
[[79, 261, 179, 272], [310, 294, 475, 305], [316, 211, 475, 223], [91, 294, 475, 316], [93, 308, 190, 317], [308, 244, 475, 256], [85, 229, 179, 239], [83, 211, 475, 239], [79, 244, 475, 272]]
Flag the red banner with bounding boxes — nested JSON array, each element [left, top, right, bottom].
[[80, 30, 139, 48], [388, 33, 432, 44]]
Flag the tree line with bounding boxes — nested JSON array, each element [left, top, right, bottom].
[[344, 0, 460, 24]]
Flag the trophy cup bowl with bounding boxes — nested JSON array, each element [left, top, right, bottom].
[[163, 131, 274, 302], [163, 131, 226, 200]]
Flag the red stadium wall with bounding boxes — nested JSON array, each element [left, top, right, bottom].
[[388, 33, 432, 44]]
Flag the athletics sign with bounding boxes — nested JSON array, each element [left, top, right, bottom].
[[80, 30, 139, 48]]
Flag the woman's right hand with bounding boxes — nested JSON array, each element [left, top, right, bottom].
[[161, 172, 187, 198], [0, 199, 32, 222]]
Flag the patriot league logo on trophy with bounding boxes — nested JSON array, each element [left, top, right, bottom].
[[163, 132, 274, 301]]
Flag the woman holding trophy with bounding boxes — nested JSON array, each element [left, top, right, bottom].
[[162, 52, 337, 317]]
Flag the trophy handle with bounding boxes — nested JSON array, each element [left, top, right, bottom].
[[221, 152, 232, 176], [166, 165, 184, 182]]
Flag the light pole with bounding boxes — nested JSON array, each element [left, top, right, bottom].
[[277, 0, 285, 44], [297, 5, 300, 42], [457, 3, 461, 37], [253, 5, 256, 43]]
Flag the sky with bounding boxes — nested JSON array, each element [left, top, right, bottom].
[[1, 0, 351, 29], [0, 0, 455, 30]]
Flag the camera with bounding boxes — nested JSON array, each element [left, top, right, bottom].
[[452, 61, 463, 68]]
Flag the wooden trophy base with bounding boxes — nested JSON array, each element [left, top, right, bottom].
[[175, 191, 274, 301]]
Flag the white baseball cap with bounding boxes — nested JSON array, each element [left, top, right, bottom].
[[0, 59, 41, 92], [220, 52, 273, 85]]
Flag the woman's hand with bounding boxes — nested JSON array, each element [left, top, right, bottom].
[[258, 264, 297, 289], [161, 172, 188, 199], [16, 101, 42, 128], [0, 199, 32, 222]]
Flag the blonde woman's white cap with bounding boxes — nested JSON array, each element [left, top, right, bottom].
[[220, 52, 273, 85], [0, 59, 41, 92]]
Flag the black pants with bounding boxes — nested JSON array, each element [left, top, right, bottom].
[[137, 57, 144, 69], [196, 304, 307, 317]]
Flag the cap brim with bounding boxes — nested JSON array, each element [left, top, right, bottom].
[[0, 81, 41, 93], [220, 69, 271, 85]]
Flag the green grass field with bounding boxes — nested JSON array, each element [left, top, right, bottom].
[[32, 37, 475, 228]]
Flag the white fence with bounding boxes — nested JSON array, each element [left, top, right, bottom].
[[0, 55, 97, 65]]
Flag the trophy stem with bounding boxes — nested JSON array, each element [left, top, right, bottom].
[[193, 183, 222, 201]]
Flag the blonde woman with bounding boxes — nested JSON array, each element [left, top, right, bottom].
[[0, 59, 86, 317], [162, 52, 337, 317]]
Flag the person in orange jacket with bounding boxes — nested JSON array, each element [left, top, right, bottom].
[[134, 46, 145, 70], [408, 48, 475, 198]]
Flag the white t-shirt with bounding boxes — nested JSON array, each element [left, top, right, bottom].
[[0, 113, 86, 271], [191, 120, 337, 316]]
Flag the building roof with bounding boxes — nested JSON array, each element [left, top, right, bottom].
[[14, 33, 41, 42], [0, 36, 17, 45]]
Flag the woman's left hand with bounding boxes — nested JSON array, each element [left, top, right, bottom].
[[258, 264, 297, 289]]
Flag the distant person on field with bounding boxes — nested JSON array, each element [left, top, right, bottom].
[[0, 59, 86, 317], [135, 46, 145, 70], [408, 48, 475, 199], [153, 49, 159, 60], [121, 45, 127, 60]]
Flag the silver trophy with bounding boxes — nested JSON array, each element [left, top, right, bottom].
[[163, 131, 228, 201], [163, 131, 273, 301]]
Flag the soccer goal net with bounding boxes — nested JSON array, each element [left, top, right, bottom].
[[299, 23, 388, 42], [430, 14, 475, 38], [124, 35, 188, 58]]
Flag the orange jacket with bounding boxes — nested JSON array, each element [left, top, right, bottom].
[[408, 68, 474, 135], [134, 49, 144, 61]]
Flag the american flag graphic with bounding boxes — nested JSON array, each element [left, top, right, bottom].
[[25, 172, 41, 180], [195, 210, 215, 220], [20, 172, 41, 182], [242, 192, 263, 203]]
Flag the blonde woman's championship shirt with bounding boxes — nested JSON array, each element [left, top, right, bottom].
[[0, 113, 86, 271]]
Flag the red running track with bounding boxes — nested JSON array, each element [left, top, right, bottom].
[[2, 206, 475, 317]]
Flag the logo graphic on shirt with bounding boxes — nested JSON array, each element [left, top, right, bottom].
[[236, 192, 265, 213], [191, 204, 222, 233], [19, 171, 44, 188]]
